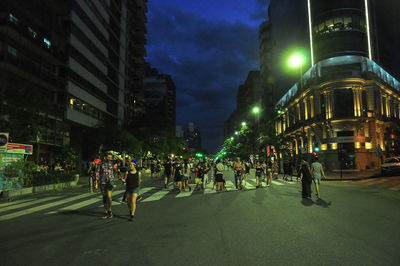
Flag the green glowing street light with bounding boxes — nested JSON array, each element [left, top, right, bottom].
[[241, 121, 246, 126], [235, 131, 238, 135], [252, 106, 260, 114], [230, 137, 234, 140], [289, 54, 304, 68]]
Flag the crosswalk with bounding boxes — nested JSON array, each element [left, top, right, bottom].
[[0, 178, 296, 221]]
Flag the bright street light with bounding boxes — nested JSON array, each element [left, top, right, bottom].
[[252, 106, 260, 114], [241, 121, 246, 126], [289, 54, 304, 68], [230, 137, 234, 140], [235, 131, 238, 135]]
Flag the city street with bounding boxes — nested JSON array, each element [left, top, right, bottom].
[[1, 171, 400, 266]]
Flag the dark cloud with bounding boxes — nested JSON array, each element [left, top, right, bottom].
[[146, 3, 261, 153]]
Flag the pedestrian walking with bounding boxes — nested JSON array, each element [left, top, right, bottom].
[[122, 161, 141, 221], [195, 162, 205, 190], [95, 152, 116, 219], [163, 159, 172, 190], [255, 161, 263, 188], [172, 159, 183, 193], [215, 159, 225, 191], [310, 157, 326, 198], [266, 158, 273, 186], [299, 157, 312, 199], [182, 161, 191, 191], [233, 157, 244, 190], [243, 161, 250, 186]]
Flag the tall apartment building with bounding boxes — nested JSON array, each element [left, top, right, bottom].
[[224, 70, 262, 139], [142, 67, 176, 138], [272, 0, 400, 171], [0, 0, 70, 163], [258, 20, 273, 117], [0, 0, 149, 164]]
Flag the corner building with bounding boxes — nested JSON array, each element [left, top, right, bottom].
[[274, 0, 400, 171]]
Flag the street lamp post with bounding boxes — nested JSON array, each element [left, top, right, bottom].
[[289, 54, 306, 155], [252, 106, 260, 157]]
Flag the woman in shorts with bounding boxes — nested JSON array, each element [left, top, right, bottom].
[[123, 161, 141, 221], [255, 161, 263, 188]]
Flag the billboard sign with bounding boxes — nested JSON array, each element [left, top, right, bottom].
[[6, 143, 33, 155]]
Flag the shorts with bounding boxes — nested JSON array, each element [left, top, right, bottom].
[[126, 187, 139, 196], [195, 178, 202, 184], [313, 177, 321, 184], [100, 181, 114, 192], [215, 174, 223, 182], [256, 172, 262, 178], [175, 175, 182, 182]]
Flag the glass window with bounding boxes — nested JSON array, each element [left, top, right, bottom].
[[7, 45, 17, 56], [344, 16, 352, 29], [326, 18, 334, 31], [28, 27, 37, 38], [334, 89, 353, 117], [9, 13, 19, 24], [43, 38, 51, 48]]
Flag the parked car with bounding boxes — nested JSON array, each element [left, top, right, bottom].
[[381, 157, 400, 176]]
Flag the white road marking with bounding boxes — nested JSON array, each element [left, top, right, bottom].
[[0, 197, 62, 213], [0, 199, 36, 209], [59, 190, 125, 211], [141, 190, 170, 202], [176, 187, 196, 197], [0, 193, 94, 221], [271, 180, 284, 186], [225, 180, 236, 191]]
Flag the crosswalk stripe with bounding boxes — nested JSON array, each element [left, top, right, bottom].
[[271, 180, 284, 186], [0, 193, 94, 221], [61, 190, 125, 211], [141, 189, 170, 202], [0, 196, 62, 213], [225, 180, 236, 191], [176, 186, 196, 197], [245, 180, 257, 189], [97, 187, 157, 206], [0, 199, 35, 209]]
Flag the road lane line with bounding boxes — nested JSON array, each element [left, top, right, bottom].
[[59, 190, 125, 211], [225, 181, 236, 191], [176, 187, 196, 197], [141, 190, 171, 202], [0, 196, 62, 213], [0, 199, 35, 208], [112, 187, 156, 205], [271, 180, 284, 186], [0, 193, 94, 221]]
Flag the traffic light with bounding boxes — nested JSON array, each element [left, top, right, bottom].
[[314, 146, 320, 153], [277, 109, 282, 115]]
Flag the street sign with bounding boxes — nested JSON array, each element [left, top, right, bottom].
[[6, 143, 33, 155], [0, 133, 9, 153]]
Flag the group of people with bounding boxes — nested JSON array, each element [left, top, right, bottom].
[[90, 151, 327, 221]]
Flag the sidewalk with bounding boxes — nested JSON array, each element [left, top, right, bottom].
[[323, 169, 380, 181]]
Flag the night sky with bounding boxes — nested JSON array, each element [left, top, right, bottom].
[[145, 0, 270, 154]]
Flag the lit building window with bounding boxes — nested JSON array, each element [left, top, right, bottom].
[[331, 143, 337, 150], [304, 98, 308, 120], [9, 13, 19, 24], [355, 142, 361, 149], [43, 38, 51, 48], [28, 27, 37, 38], [7, 45, 17, 56], [365, 142, 372, 149], [310, 96, 314, 118], [321, 144, 328, 151]]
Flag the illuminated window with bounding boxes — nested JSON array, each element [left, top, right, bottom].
[[310, 96, 314, 118], [331, 143, 337, 150], [43, 38, 51, 48], [304, 98, 308, 120], [9, 13, 19, 24], [7, 45, 17, 56], [365, 142, 372, 149], [321, 144, 327, 151], [28, 27, 37, 38]]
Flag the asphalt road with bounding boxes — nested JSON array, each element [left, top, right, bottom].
[[1, 170, 400, 266]]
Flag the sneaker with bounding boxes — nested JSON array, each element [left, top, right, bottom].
[[108, 212, 113, 219], [129, 215, 134, 221], [102, 213, 108, 219]]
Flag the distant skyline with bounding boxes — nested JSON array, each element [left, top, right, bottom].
[[145, 0, 270, 153]]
